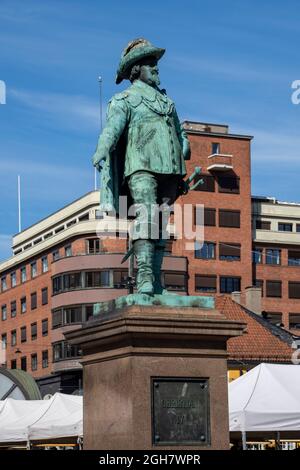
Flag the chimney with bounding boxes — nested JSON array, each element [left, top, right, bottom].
[[244, 286, 262, 315], [231, 291, 241, 304]]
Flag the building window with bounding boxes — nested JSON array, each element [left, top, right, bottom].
[[296, 224, 300, 233], [42, 319, 48, 337], [11, 271, 17, 287], [288, 251, 300, 266], [52, 250, 60, 261], [21, 326, 27, 343], [256, 220, 271, 230], [220, 276, 241, 293], [195, 275, 217, 292], [53, 276, 62, 294], [87, 238, 102, 254], [63, 272, 83, 290], [65, 245, 72, 257], [85, 271, 110, 288], [31, 261, 37, 278], [21, 297, 27, 314], [55, 226, 64, 234], [193, 174, 215, 192], [219, 243, 241, 261], [1, 276, 7, 292], [53, 341, 81, 362], [262, 312, 283, 327], [31, 354, 37, 371], [253, 248, 263, 264], [254, 279, 264, 296], [218, 176, 240, 194], [113, 270, 128, 288], [79, 212, 89, 221], [266, 249, 281, 265], [31, 322, 37, 340], [11, 359, 17, 369], [1, 333, 7, 350], [289, 282, 300, 299], [86, 305, 94, 321], [1, 304, 7, 321], [11, 301, 16, 318], [21, 356, 27, 371], [20, 267, 27, 283], [42, 256, 48, 273], [289, 313, 300, 330], [266, 280, 282, 298], [64, 307, 82, 324], [212, 142, 220, 154], [219, 210, 240, 228], [278, 223, 293, 232], [41, 287, 48, 305], [164, 273, 186, 291], [11, 330, 17, 347], [195, 241, 216, 260], [203, 208, 216, 226], [31, 292, 37, 310], [42, 350, 48, 369], [52, 310, 63, 329]]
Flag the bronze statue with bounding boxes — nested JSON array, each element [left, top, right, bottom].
[[92, 39, 191, 295]]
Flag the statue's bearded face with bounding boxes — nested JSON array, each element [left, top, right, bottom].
[[138, 57, 160, 87]]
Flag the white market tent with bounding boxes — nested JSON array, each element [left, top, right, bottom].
[[0, 392, 82, 444], [229, 363, 300, 447]]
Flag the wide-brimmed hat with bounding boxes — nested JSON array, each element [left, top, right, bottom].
[[115, 38, 165, 84]]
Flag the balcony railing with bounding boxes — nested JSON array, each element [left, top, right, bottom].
[[207, 153, 233, 172]]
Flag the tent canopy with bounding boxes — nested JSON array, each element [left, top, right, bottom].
[[229, 363, 300, 432], [0, 392, 82, 443]]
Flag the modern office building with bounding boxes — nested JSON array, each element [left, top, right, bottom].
[[252, 196, 300, 331]]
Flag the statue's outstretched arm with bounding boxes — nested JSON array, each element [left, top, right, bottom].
[[92, 97, 129, 168]]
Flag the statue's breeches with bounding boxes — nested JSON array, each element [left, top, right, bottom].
[[128, 171, 179, 240]]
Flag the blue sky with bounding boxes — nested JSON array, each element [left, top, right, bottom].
[[0, 0, 300, 261]]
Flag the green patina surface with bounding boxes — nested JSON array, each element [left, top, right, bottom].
[[93, 294, 215, 317]]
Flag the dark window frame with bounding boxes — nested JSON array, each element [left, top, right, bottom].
[[220, 276, 241, 293], [256, 220, 271, 230], [31, 322, 37, 341], [21, 326, 27, 343], [265, 248, 281, 266], [266, 280, 282, 298], [219, 242, 241, 261], [217, 176, 240, 194], [195, 241, 216, 260], [31, 292, 37, 310], [219, 209, 240, 228], [195, 275, 217, 292]]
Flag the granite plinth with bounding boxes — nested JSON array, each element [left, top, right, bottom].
[[66, 303, 246, 450]]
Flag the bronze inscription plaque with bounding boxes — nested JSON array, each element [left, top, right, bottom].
[[152, 378, 210, 446]]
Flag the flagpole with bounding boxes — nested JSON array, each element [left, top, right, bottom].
[[94, 76, 103, 191], [18, 175, 22, 232]]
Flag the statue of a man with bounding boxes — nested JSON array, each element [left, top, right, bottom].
[[92, 38, 190, 295]]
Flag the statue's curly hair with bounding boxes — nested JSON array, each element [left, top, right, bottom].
[[129, 64, 142, 83]]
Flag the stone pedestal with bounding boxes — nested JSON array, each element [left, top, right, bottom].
[[66, 303, 245, 450]]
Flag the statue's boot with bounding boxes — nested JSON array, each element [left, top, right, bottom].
[[153, 239, 168, 295], [133, 239, 155, 295]]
